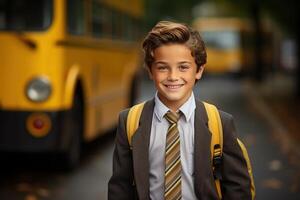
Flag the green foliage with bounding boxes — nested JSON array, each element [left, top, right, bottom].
[[216, 0, 300, 36], [144, 0, 200, 29], [144, 0, 300, 36]]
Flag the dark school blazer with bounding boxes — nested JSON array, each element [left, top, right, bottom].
[[108, 99, 253, 200]]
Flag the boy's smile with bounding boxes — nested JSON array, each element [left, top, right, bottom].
[[149, 44, 204, 111]]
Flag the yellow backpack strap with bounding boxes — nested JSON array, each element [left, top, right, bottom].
[[203, 101, 223, 199], [126, 102, 146, 148], [237, 139, 256, 200]]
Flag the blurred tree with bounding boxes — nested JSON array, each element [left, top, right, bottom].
[[265, 0, 300, 96], [220, 0, 300, 95], [144, 0, 200, 29]]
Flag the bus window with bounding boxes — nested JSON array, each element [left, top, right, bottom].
[[202, 30, 240, 50], [92, 1, 103, 38], [101, 7, 112, 38], [132, 18, 142, 40], [67, 0, 85, 35], [91, 2, 113, 39], [125, 17, 134, 41], [112, 10, 123, 39], [0, 0, 52, 31]]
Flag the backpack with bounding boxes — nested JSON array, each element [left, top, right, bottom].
[[126, 101, 255, 200]]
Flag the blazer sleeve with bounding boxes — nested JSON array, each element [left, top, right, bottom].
[[219, 111, 253, 200], [108, 109, 136, 200]]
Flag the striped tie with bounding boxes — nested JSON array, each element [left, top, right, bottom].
[[164, 111, 181, 200]]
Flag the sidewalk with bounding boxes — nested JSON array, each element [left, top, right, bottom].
[[243, 73, 300, 192]]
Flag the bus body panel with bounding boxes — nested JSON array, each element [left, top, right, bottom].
[[205, 48, 243, 73], [60, 38, 140, 140], [0, 33, 65, 110]]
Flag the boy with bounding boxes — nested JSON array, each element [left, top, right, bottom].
[[108, 21, 253, 200]]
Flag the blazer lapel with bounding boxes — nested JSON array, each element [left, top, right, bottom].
[[131, 99, 154, 200], [193, 100, 212, 196]]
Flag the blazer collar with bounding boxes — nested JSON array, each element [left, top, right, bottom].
[[194, 100, 212, 197], [131, 99, 154, 200]]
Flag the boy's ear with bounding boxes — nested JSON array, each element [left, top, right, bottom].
[[195, 65, 205, 80]]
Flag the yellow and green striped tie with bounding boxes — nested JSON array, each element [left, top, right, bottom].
[[164, 111, 181, 200]]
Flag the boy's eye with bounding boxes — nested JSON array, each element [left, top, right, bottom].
[[179, 65, 189, 71], [157, 66, 168, 71]]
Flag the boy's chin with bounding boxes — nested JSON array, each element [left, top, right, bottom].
[[158, 92, 188, 104]]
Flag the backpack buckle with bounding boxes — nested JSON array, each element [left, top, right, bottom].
[[213, 144, 223, 180]]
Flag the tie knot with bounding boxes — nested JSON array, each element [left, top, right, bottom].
[[165, 111, 180, 124]]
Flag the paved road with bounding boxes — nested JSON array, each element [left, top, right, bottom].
[[0, 75, 299, 199]]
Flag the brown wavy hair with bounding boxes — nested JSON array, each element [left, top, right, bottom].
[[142, 21, 207, 71]]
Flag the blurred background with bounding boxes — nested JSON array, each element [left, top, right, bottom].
[[0, 0, 299, 199]]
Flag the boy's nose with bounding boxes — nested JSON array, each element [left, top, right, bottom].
[[167, 70, 179, 81]]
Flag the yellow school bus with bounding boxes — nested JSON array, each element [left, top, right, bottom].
[[193, 17, 255, 74], [0, 0, 144, 168]]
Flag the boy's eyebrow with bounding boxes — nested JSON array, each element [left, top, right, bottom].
[[153, 61, 168, 65], [178, 61, 192, 64], [154, 61, 192, 65]]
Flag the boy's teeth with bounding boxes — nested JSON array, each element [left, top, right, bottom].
[[167, 85, 180, 89]]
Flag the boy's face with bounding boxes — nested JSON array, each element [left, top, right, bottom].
[[149, 44, 204, 110]]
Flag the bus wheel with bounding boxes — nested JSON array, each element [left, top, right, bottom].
[[62, 92, 83, 170]]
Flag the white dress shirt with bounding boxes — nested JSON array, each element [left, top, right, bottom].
[[149, 92, 197, 200]]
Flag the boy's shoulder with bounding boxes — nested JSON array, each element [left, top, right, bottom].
[[194, 99, 234, 121], [119, 108, 130, 118], [119, 99, 155, 118]]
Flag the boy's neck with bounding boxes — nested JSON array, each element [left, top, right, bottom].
[[157, 92, 192, 112]]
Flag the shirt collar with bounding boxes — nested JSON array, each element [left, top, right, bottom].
[[154, 92, 170, 122], [154, 92, 196, 122]]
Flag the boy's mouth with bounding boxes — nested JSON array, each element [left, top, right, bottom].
[[164, 84, 184, 89]]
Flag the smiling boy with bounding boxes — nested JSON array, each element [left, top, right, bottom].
[[149, 43, 203, 112], [108, 21, 254, 200]]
